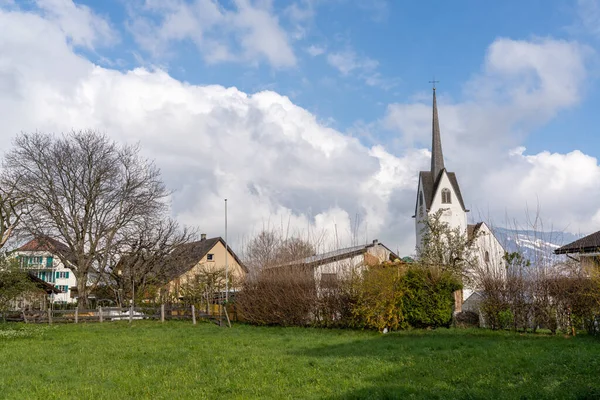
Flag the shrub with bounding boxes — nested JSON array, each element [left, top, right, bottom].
[[401, 267, 462, 329], [351, 264, 407, 332], [454, 311, 480, 328]]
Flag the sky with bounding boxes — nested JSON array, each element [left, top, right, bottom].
[[1, 0, 600, 255]]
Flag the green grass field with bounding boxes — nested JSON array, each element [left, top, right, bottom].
[[1, 322, 600, 399]]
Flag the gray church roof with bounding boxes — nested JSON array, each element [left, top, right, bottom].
[[431, 88, 445, 180], [415, 88, 468, 215], [418, 170, 467, 212]]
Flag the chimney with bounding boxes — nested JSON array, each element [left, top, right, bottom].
[[201, 233, 206, 241], [372, 239, 378, 245]]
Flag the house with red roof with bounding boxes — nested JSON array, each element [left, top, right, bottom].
[[14, 237, 77, 304]]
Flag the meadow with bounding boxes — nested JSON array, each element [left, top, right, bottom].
[[1, 321, 599, 399]]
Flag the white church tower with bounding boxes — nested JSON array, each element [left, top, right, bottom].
[[414, 87, 468, 250], [414, 86, 506, 306]]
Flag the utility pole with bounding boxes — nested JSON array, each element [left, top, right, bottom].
[[225, 198, 229, 303]]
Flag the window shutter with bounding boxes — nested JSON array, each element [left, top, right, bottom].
[[66, 272, 69, 279], [46, 257, 53, 267], [56, 271, 59, 279]]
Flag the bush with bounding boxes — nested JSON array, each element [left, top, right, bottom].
[[454, 311, 480, 328], [351, 264, 407, 332], [237, 263, 462, 331], [401, 267, 462, 329]]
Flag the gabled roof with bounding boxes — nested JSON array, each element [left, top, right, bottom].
[[272, 240, 399, 269], [554, 230, 600, 255], [467, 222, 484, 241], [164, 237, 247, 282], [418, 170, 467, 212], [16, 236, 71, 254]]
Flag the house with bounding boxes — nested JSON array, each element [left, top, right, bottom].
[[13, 237, 77, 304], [413, 87, 506, 307], [268, 239, 400, 287], [554, 230, 600, 270], [163, 234, 247, 299]]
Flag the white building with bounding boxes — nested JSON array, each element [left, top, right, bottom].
[[14, 237, 78, 304], [413, 87, 505, 306], [270, 240, 399, 287]]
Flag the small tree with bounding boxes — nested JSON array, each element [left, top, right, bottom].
[[179, 266, 227, 313], [417, 210, 479, 284], [0, 259, 38, 320]]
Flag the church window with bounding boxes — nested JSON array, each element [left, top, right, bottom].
[[441, 188, 451, 204], [419, 191, 424, 206], [484, 251, 490, 263]]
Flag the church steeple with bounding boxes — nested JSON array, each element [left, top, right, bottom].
[[431, 87, 445, 181]]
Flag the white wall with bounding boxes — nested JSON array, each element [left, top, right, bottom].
[[15, 251, 77, 304], [415, 171, 468, 251], [464, 222, 506, 301]]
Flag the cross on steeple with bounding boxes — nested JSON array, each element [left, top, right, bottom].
[[429, 78, 439, 90]]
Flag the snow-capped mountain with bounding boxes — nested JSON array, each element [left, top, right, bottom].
[[492, 227, 582, 264]]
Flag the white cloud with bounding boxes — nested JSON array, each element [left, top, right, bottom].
[[129, 0, 296, 68], [576, 0, 600, 38], [384, 37, 600, 236], [33, 0, 118, 49], [306, 44, 325, 57], [0, 6, 421, 254], [327, 49, 378, 75], [2, 5, 600, 257]]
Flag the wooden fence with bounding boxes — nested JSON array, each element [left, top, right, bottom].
[[4, 304, 237, 325]]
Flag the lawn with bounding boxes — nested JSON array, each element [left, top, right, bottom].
[[1, 322, 599, 399]]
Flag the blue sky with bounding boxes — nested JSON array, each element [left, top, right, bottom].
[[57, 0, 599, 156], [2, 0, 600, 252]]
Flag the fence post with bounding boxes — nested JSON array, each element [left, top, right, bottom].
[[192, 305, 196, 325], [161, 304, 165, 323], [99, 307, 103, 323], [129, 305, 133, 323], [75, 308, 79, 324], [48, 308, 52, 325], [22, 309, 28, 324]]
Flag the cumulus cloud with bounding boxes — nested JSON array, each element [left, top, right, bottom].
[[33, 0, 118, 49], [128, 0, 296, 68], [0, 5, 422, 254], [2, 3, 599, 257], [384, 37, 600, 235]]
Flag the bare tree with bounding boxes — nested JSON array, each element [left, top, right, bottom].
[[110, 218, 197, 306], [3, 131, 169, 308], [0, 177, 25, 250], [243, 229, 316, 276]]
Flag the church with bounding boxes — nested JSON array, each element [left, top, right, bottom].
[[413, 87, 505, 307]]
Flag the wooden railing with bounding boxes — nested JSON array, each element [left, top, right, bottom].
[[4, 304, 237, 325]]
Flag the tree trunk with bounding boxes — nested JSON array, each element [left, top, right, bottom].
[[77, 278, 88, 310]]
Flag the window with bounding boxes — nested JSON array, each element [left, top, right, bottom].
[[419, 191, 424, 206], [46, 257, 54, 267], [484, 251, 490, 263], [56, 285, 69, 293], [320, 273, 338, 288], [56, 271, 70, 279], [207, 254, 214, 261], [26, 256, 43, 266], [441, 188, 452, 204]]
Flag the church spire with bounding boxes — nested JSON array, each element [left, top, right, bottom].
[[431, 87, 445, 180]]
